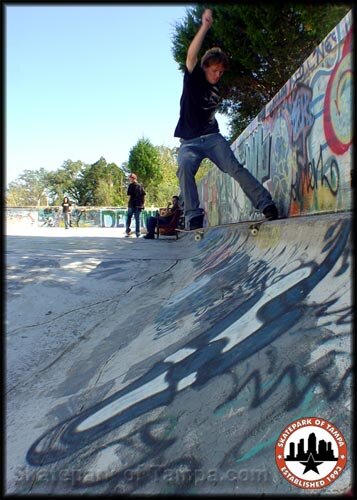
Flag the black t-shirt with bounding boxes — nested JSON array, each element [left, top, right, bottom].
[[174, 64, 220, 140], [127, 182, 146, 209], [62, 201, 71, 213]]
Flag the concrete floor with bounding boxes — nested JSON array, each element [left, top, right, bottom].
[[5, 213, 353, 495]]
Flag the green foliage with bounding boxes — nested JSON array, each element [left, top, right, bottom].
[[81, 157, 127, 206], [6, 168, 49, 206], [6, 158, 127, 207], [195, 158, 215, 183], [5, 147, 181, 208], [126, 138, 164, 205], [127, 138, 162, 189], [147, 146, 180, 207], [171, 3, 352, 139], [45, 160, 86, 205]]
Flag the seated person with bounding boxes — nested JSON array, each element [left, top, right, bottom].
[[144, 195, 182, 239]]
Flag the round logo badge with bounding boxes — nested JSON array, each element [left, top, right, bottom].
[[275, 417, 347, 489]]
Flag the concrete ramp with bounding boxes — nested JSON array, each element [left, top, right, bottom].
[[5, 213, 352, 495]]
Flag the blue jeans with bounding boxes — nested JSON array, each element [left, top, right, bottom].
[[126, 207, 141, 236], [176, 133, 274, 223], [63, 212, 71, 228], [147, 215, 158, 235]]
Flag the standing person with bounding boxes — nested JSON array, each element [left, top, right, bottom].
[[144, 195, 183, 239], [61, 196, 72, 229], [125, 173, 146, 238], [174, 8, 279, 230]]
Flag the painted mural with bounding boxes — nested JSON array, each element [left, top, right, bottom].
[[20, 216, 352, 494], [198, 10, 352, 224], [5, 207, 158, 229], [5, 208, 38, 226]]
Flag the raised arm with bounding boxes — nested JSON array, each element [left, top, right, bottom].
[[186, 8, 213, 73]]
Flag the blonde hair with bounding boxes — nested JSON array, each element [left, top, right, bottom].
[[201, 47, 229, 70]]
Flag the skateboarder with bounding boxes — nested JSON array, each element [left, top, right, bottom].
[[174, 8, 278, 230]]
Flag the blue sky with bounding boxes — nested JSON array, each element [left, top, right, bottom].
[[5, 4, 229, 186]]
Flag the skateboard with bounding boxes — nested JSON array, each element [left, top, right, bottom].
[[176, 227, 207, 241], [249, 218, 273, 236], [176, 218, 275, 241]]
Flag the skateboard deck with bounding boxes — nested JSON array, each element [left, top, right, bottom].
[[176, 218, 276, 241]]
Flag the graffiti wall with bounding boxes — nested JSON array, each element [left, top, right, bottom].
[[5, 208, 38, 226], [198, 10, 352, 224], [5, 207, 159, 229]]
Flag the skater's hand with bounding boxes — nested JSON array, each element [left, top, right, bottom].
[[186, 8, 213, 72], [202, 9, 213, 30]]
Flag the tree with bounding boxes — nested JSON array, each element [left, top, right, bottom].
[[127, 138, 163, 203], [44, 157, 126, 206], [126, 144, 214, 207], [85, 157, 127, 206], [147, 146, 180, 206], [171, 3, 352, 139], [45, 160, 88, 205], [5, 168, 49, 206]]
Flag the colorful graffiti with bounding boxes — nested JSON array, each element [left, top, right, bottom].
[[22, 216, 352, 494], [5, 207, 159, 229], [5, 208, 38, 226], [198, 10, 352, 223]]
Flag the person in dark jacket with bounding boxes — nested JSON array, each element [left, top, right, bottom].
[[125, 173, 146, 237]]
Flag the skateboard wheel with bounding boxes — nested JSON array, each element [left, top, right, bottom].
[[194, 233, 202, 241], [251, 227, 259, 236]]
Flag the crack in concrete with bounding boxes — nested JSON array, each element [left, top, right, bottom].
[[8, 260, 180, 335], [6, 260, 181, 396]]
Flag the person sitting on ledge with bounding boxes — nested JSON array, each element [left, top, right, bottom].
[[144, 195, 182, 239]]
